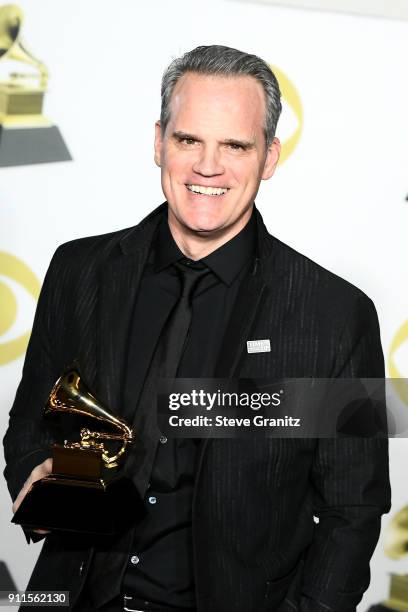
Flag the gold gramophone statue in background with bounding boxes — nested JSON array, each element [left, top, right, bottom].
[[371, 505, 408, 611], [0, 3, 71, 166], [12, 368, 145, 536]]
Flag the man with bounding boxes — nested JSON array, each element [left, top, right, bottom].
[[3, 45, 390, 611]]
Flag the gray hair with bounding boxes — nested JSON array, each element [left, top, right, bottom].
[[160, 45, 282, 147]]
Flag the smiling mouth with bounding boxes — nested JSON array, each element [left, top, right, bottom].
[[186, 184, 229, 196]]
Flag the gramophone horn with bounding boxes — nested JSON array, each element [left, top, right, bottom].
[[45, 368, 133, 441], [0, 4, 48, 88], [384, 505, 408, 560]]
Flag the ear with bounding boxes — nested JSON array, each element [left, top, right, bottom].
[[261, 137, 281, 180], [154, 120, 162, 167]]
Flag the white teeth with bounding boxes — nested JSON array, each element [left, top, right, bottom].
[[187, 184, 228, 196]]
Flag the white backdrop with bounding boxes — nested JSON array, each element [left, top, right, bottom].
[[0, 0, 407, 609]]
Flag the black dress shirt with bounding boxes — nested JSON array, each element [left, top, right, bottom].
[[121, 213, 256, 609]]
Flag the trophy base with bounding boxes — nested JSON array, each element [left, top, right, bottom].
[[12, 475, 145, 536], [383, 572, 408, 612], [0, 84, 45, 115], [0, 124, 72, 166]]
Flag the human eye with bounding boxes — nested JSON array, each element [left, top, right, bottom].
[[174, 134, 199, 147], [227, 142, 244, 151], [181, 137, 197, 145], [224, 140, 249, 152]]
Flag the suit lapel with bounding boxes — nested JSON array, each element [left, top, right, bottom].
[[214, 268, 268, 378], [215, 205, 276, 378], [96, 205, 166, 415], [97, 249, 148, 414]]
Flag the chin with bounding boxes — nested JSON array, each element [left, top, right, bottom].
[[171, 203, 222, 233], [182, 212, 226, 235]]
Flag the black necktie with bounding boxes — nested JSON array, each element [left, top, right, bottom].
[[159, 259, 210, 378]]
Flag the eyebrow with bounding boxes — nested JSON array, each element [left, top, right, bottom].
[[222, 138, 255, 149], [172, 131, 255, 149], [172, 131, 201, 141]]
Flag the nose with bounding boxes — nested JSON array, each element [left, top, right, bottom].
[[192, 144, 224, 177]]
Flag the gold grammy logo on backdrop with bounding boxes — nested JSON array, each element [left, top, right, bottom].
[[0, 3, 71, 166], [270, 65, 303, 165], [388, 320, 408, 407], [0, 251, 40, 365], [382, 505, 408, 611], [379, 323, 408, 609]]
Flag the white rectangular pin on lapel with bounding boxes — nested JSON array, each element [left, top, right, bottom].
[[247, 339, 271, 354]]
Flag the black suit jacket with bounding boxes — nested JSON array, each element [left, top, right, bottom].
[[3, 203, 391, 611]]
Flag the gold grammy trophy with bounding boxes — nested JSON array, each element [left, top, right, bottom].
[[376, 505, 408, 611], [12, 368, 145, 535], [0, 3, 71, 166]]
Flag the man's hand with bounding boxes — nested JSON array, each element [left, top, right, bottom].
[[12, 457, 53, 535]]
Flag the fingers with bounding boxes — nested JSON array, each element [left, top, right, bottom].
[[31, 457, 53, 480], [12, 457, 53, 514], [12, 478, 32, 514]]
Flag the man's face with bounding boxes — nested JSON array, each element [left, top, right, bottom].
[[154, 72, 280, 236]]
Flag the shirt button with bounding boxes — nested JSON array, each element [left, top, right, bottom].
[[159, 435, 167, 444], [130, 555, 140, 565], [148, 496, 157, 505]]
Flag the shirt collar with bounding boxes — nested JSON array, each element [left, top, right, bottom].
[[154, 211, 256, 286], [153, 216, 184, 272]]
